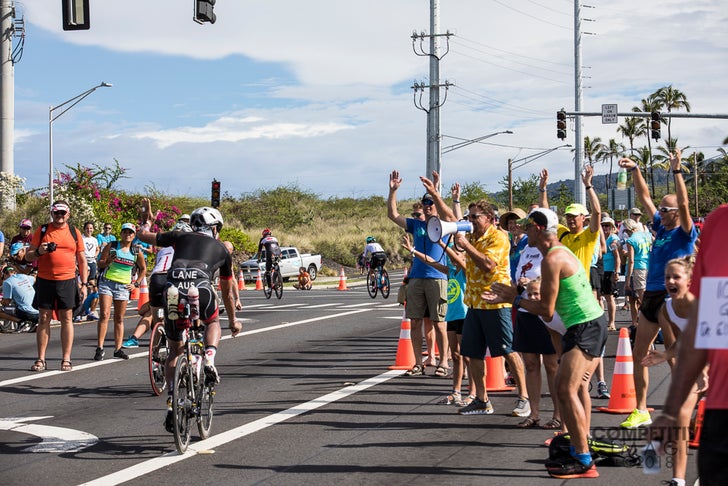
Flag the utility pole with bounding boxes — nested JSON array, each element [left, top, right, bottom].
[[573, 0, 585, 206], [411, 0, 452, 188], [0, 1, 18, 209]]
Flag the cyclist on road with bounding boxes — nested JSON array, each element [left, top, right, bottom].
[[137, 200, 242, 433], [257, 229, 282, 287], [363, 236, 387, 272]]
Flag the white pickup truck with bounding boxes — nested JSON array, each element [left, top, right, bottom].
[[240, 246, 323, 282]]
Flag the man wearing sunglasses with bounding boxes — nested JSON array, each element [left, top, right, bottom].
[[616, 148, 697, 430], [26, 201, 88, 372]]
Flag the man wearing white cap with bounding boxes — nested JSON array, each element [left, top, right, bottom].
[[25, 200, 88, 372], [10, 218, 34, 246]]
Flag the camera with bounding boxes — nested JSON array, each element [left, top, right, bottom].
[[109, 249, 117, 258], [46, 242, 57, 253]]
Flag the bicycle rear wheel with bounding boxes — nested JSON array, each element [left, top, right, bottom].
[[173, 356, 192, 454], [381, 270, 391, 299], [274, 270, 283, 299], [367, 270, 378, 298], [263, 273, 273, 299], [196, 380, 214, 439], [148, 321, 168, 396]]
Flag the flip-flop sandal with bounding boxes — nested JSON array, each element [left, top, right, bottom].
[[60, 360, 73, 372], [30, 359, 46, 372]]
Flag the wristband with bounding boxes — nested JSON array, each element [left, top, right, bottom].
[[672, 170, 682, 174], [453, 199, 460, 204], [538, 188, 546, 193], [513, 295, 523, 308], [584, 185, 593, 191], [629, 166, 638, 172], [410, 249, 416, 257]]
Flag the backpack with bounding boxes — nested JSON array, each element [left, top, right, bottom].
[[548, 433, 639, 467]]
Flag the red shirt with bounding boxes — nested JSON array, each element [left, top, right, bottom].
[[689, 204, 728, 410], [31, 224, 84, 281]]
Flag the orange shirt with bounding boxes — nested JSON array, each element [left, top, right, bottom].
[[31, 224, 84, 281]]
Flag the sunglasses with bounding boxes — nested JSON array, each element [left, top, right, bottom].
[[104, 226, 112, 230], [411, 212, 422, 218], [468, 213, 484, 220], [52, 210, 68, 216], [658, 206, 678, 213], [20, 226, 31, 230]]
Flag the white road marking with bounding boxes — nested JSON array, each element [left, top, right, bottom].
[[78, 370, 403, 486], [0, 416, 99, 453]]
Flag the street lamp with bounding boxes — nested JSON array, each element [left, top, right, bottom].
[[508, 144, 571, 210], [48, 82, 112, 208]]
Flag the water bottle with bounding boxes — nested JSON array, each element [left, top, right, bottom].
[[166, 285, 179, 321], [191, 354, 202, 380], [617, 168, 628, 190], [187, 284, 200, 321]]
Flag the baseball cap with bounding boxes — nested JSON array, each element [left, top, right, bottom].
[[421, 193, 434, 203], [19, 218, 32, 229], [629, 207, 642, 215], [564, 203, 589, 216], [10, 242, 24, 256], [2, 266, 14, 275], [121, 223, 137, 233], [51, 202, 70, 213], [517, 208, 559, 232]]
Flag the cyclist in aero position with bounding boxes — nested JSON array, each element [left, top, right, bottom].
[[257, 229, 282, 287], [136, 199, 242, 433], [363, 236, 387, 272]]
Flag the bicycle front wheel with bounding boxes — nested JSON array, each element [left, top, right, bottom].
[[196, 380, 214, 439], [380, 270, 391, 299], [148, 321, 168, 396], [172, 356, 192, 454], [274, 271, 283, 299], [367, 270, 378, 298]]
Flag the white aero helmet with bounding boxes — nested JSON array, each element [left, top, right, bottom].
[[190, 207, 224, 231]]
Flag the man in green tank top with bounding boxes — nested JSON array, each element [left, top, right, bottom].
[[485, 208, 607, 479]]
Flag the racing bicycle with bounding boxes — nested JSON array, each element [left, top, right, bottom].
[[367, 265, 390, 299], [263, 257, 283, 300], [148, 319, 169, 396]]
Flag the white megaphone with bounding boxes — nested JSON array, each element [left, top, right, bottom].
[[426, 217, 473, 243]]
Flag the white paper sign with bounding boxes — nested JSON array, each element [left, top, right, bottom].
[[695, 277, 728, 349], [602, 104, 618, 124]]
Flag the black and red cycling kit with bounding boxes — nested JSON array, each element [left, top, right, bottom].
[[257, 235, 282, 275], [155, 231, 233, 341]]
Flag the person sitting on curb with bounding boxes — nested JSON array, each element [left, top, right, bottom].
[[293, 266, 313, 290], [1, 266, 40, 333]]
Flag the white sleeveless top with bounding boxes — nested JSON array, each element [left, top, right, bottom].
[[664, 297, 689, 332]]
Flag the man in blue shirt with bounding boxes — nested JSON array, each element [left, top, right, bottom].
[[1, 266, 39, 332]]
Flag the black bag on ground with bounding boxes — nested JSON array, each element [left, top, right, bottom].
[[548, 433, 639, 467]]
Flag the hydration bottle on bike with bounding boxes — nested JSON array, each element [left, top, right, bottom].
[[167, 285, 180, 321], [187, 284, 200, 321]]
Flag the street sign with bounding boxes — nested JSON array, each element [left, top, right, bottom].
[[602, 104, 618, 124]]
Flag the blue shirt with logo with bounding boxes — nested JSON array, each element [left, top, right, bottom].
[[445, 257, 467, 321], [405, 218, 447, 280], [646, 212, 698, 291], [2, 274, 38, 316]]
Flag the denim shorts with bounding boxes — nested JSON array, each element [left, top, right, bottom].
[[98, 276, 131, 301]]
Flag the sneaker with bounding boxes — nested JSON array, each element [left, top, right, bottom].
[[164, 397, 174, 433], [73, 316, 83, 323], [113, 348, 129, 360], [596, 381, 611, 399], [458, 397, 494, 415], [122, 335, 139, 348], [546, 456, 599, 479], [512, 397, 531, 417], [94, 347, 105, 361], [620, 409, 652, 429], [203, 362, 220, 385], [86, 313, 99, 321], [16, 321, 32, 333]]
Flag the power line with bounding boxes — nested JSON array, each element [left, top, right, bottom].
[[451, 39, 572, 76], [490, 0, 571, 30], [450, 50, 568, 84], [455, 35, 572, 68]]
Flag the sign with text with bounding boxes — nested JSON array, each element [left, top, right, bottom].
[[695, 277, 728, 349], [602, 104, 618, 124]]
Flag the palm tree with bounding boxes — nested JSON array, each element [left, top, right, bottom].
[[583, 136, 605, 166], [633, 95, 662, 195], [653, 85, 691, 143], [617, 117, 645, 156], [602, 139, 625, 191], [654, 139, 688, 193], [633, 146, 653, 190], [683, 151, 705, 217]]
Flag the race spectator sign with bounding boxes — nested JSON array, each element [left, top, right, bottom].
[[695, 277, 728, 349]]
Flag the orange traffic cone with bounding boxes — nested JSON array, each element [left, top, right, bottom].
[[238, 270, 246, 291], [137, 277, 149, 311], [337, 267, 349, 291], [130, 279, 140, 300], [255, 269, 264, 291], [597, 327, 640, 413], [389, 310, 416, 370], [689, 397, 706, 448], [485, 352, 515, 392]]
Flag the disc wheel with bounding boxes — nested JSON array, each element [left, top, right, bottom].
[[380, 269, 391, 299], [367, 270, 378, 298], [172, 356, 192, 454], [196, 381, 214, 439], [148, 322, 168, 396], [273, 271, 284, 299]]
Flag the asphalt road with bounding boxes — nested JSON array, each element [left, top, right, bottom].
[[0, 278, 697, 485]]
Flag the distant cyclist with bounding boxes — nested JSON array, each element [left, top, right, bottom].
[[257, 229, 282, 287], [137, 199, 241, 433], [363, 236, 387, 271]]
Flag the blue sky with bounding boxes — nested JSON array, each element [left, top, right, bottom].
[[10, 0, 728, 200]]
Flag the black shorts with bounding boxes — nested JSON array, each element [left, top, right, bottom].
[[513, 311, 556, 355], [164, 267, 218, 342], [33, 277, 78, 311], [369, 252, 387, 270], [601, 271, 616, 295], [148, 273, 167, 308], [561, 317, 607, 358], [447, 318, 464, 334], [590, 266, 601, 292], [698, 410, 728, 485], [639, 289, 668, 323], [87, 261, 98, 282]]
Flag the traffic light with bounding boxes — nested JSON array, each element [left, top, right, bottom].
[[62, 0, 90, 31], [194, 0, 217, 24], [211, 180, 221, 208], [557, 110, 567, 140], [650, 112, 661, 140]]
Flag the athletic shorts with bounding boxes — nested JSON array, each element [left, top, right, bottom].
[[98, 275, 131, 301], [148, 272, 167, 308], [601, 271, 616, 295], [698, 410, 728, 484], [369, 252, 386, 270], [33, 277, 78, 311], [447, 318, 464, 334], [590, 266, 601, 292], [164, 267, 218, 342], [405, 278, 447, 322], [513, 311, 556, 355], [632, 269, 647, 291], [561, 317, 608, 358], [640, 289, 668, 324], [460, 307, 513, 359], [87, 261, 98, 282]]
